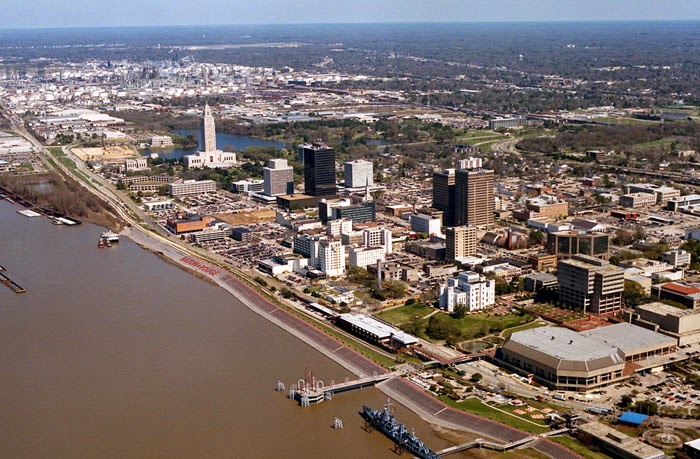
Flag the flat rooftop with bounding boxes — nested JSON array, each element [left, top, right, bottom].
[[507, 327, 622, 363], [637, 301, 700, 318], [581, 323, 676, 354], [339, 313, 417, 345]]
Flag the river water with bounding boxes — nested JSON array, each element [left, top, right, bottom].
[[142, 131, 286, 160], [0, 200, 471, 458]]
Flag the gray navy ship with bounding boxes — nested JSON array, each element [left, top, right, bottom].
[[361, 399, 440, 459]]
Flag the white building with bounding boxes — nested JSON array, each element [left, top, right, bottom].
[[661, 250, 692, 268], [264, 158, 294, 196], [686, 228, 700, 242], [169, 179, 217, 197], [349, 246, 386, 268], [183, 104, 236, 168], [316, 239, 346, 277], [411, 213, 442, 237], [624, 183, 680, 205], [438, 271, 496, 313], [362, 227, 393, 254], [344, 160, 374, 189], [123, 157, 149, 172], [327, 218, 353, 237]]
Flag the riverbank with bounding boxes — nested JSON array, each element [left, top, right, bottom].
[[120, 226, 584, 459]]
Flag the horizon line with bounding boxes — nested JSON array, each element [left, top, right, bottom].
[[1, 19, 699, 32]]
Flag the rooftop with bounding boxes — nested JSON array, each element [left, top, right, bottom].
[[637, 301, 700, 318], [507, 327, 622, 363], [581, 323, 676, 355]]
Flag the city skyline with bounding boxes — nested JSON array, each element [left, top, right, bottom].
[[2, 0, 700, 29]]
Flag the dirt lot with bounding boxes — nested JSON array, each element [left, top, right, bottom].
[[72, 145, 138, 162], [215, 208, 276, 226]]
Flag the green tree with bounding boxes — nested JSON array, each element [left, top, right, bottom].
[[619, 394, 634, 409], [471, 373, 483, 383], [453, 303, 468, 319], [528, 230, 545, 246], [623, 280, 650, 308]]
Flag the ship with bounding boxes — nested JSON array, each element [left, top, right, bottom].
[[100, 231, 119, 242], [361, 399, 440, 459]]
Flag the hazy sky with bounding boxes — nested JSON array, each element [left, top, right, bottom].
[[4, 0, 700, 29]]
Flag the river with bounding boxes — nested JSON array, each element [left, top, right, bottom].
[[142, 131, 286, 160], [0, 200, 473, 458]]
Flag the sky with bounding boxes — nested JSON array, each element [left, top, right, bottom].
[[4, 0, 700, 29]]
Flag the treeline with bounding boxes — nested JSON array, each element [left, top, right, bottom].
[[517, 122, 700, 154], [0, 172, 116, 227]]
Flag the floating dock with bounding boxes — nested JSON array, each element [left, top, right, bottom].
[[0, 272, 26, 293], [17, 209, 42, 218]]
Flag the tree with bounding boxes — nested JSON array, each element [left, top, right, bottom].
[[471, 373, 483, 383], [528, 230, 545, 246], [453, 304, 468, 319], [425, 315, 461, 342], [280, 287, 295, 299], [623, 280, 649, 308], [619, 394, 634, 409]]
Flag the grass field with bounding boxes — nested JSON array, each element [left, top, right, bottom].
[[375, 302, 434, 323], [441, 396, 550, 434], [549, 435, 613, 459]]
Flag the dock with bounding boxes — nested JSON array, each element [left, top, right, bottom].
[[286, 367, 401, 407], [0, 271, 26, 293]]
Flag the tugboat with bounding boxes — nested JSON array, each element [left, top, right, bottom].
[[98, 239, 105, 249], [105, 239, 112, 248], [361, 399, 440, 459]]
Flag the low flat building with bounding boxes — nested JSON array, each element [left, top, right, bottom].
[[577, 421, 665, 459], [169, 179, 217, 197], [651, 282, 700, 309], [499, 323, 676, 391], [524, 273, 558, 293], [626, 302, 700, 346], [546, 229, 610, 260], [660, 249, 692, 268], [336, 313, 417, 350], [620, 192, 657, 209], [625, 182, 680, 206], [166, 212, 212, 234]]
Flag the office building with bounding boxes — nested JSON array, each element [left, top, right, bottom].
[[362, 227, 393, 254], [651, 282, 700, 309], [620, 192, 657, 209], [166, 212, 212, 234], [624, 183, 680, 205], [432, 168, 456, 226], [344, 160, 373, 189], [264, 158, 294, 197], [348, 246, 386, 268], [660, 250, 692, 268], [488, 116, 526, 130], [169, 179, 217, 197], [327, 218, 353, 237], [445, 225, 477, 261], [455, 160, 494, 227], [411, 213, 442, 236], [438, 271, 495, 313], [557, 255, 624, 315], [546, 229, 610, 259], [231, 179, 264, 194], [626, 302, 700, 346], [302, 143, 337, 197]]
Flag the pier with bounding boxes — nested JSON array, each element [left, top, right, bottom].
[[286, 366, 401, 406], [437, 436, 538, 456], [0, 271, 26, 293]]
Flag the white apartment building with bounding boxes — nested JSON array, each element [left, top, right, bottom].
[[316, 239, 346, 277], [438, 271, 496, 313], [327, 218, 353, 237], [349, 246, 386, 268], [660, 250, 692, 268], [362, 227, 393, 254]]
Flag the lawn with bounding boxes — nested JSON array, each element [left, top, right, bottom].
[[375, 302, 434, 324], [501, 320, 548, 339], [549, 435, 613, 459], [441, 396, 550, 435]]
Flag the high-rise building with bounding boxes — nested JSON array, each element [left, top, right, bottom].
[[344, 160, 373, 189], [183, 105, 236, 168], [557, 255, 624, 315], [263, 158, 294, 197], [316, 239, 345, 277], [445, 225, 477, 261], [455, 163, 494, 227], [202, 103, 216, 152], [432, 168, 456, 226], [302, 143, 337, 197]]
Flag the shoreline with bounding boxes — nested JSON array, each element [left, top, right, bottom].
[[121, 226, 584, 459]]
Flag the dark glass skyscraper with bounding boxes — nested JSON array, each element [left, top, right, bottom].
[[302, 143, 337, 197]]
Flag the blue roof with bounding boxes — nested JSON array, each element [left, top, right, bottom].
[[619, 411, 648, 425]]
